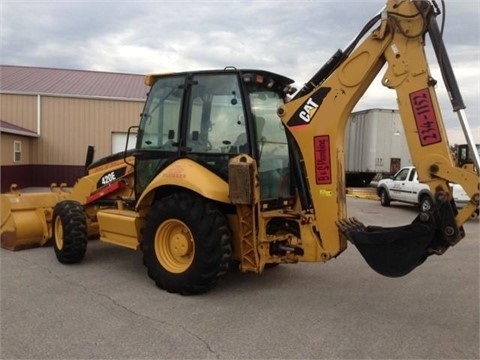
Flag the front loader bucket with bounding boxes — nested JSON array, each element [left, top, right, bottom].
[[1, 188, 68, 251]]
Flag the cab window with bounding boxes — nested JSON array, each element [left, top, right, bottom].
[[394, 168, 409, 181], [184, 73, 246, 177], [137, 76, 183, 151], [135, 75, 184, 194], [186, 74, 246, 153], [408, 168, 416, 181], [247, 84, 292, 200]]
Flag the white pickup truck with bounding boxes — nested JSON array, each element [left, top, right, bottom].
[[376, 166, 477, 218]]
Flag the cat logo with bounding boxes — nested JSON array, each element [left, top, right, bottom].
[[287, 87, 331, 127], [299, 98, 319, 123]]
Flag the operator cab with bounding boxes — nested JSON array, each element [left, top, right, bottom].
[[456, 143, 480, 168], [134, 68, 296, 206]]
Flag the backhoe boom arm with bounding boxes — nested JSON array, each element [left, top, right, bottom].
[[278, 0, 479, 276]]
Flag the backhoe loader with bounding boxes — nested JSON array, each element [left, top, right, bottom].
[[1, 0, 479, 294]]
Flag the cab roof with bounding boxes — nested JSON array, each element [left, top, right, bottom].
[[144, 68, 295, 88]]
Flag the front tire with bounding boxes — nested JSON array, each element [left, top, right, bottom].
[[142, 192, 232, 295], [52, 201, 87, 264], [379, 189, 391, 207]]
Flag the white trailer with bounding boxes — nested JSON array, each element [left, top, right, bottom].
[[345, 108, 411, 186]]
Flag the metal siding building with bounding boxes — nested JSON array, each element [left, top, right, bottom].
[[0, 65, 149, 192]]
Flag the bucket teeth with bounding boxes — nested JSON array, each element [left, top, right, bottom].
[[336, 217, 366, 236]]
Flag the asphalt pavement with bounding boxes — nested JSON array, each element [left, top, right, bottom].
[[1, 197, 479, 359]]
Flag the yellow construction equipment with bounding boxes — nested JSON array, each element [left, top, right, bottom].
[[1, 184, 70, 250], [2, 0, 479, 294]]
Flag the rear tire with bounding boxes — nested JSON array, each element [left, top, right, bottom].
[[379, 189, 390, 207], [142, 192, 232, 295], [52, 201, 87, 264], [419, 195, 434, 212], [470, 209, 479, 220]]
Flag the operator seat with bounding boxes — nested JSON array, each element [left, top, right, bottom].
[[232, 116, 265, 153]]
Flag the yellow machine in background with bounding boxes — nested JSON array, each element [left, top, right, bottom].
[[1, 184, 69, 250], [1, 0, 479, 294]]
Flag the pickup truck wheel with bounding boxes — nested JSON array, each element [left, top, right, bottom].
[[379, 189, 390, 207], [52, 201, 88, 264], [142, 192, 232, 295], [419, 195, 434, 212], [470, 209, 479, 220]]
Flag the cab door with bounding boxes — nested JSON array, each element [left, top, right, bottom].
[[134, 75, 185, 195], [390, 167, 410, 201], [401, 167, 419, 203], [183, 73, 247, 178], [245, 83, 293, 203]]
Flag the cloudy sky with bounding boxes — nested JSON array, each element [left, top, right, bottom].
[[1, 0, 479, 144]]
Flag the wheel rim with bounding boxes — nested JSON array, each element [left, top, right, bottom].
[[421, 199, 432, 212], [471, 211, 479, 220], [155, 219, 195, 273], [54, 216, 64, 250], [381, 190, 388, 204]]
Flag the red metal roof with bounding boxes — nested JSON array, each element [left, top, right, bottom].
[[0, 65, 149, 100]]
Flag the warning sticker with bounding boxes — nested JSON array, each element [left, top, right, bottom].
[[410, 88, 442, 146], [314, 135, 331, 184], [318, 189, 333, 197]]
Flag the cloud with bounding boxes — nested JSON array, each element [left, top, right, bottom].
[[1, 0, 479, 143], [447, 124, 480, 146]]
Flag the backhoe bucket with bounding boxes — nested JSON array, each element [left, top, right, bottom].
[[1, 188, 68, 250], [337, 213, 443, 277]]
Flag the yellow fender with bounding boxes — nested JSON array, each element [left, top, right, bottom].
[[136, 159, 230, 208]]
